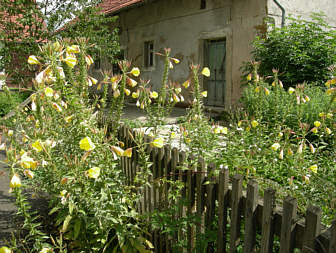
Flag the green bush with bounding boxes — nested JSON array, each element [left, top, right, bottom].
[[0, 90, 31, 117], [247, 14, 336, 88]]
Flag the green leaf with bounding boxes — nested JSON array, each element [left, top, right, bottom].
[[62, 215, 72, 233], [73, 218, 81, 239]]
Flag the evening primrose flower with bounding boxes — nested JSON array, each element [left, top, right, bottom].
[[20, 154, 37, 169], [297, 143, 303, 154], [28, 55, 40, 65], [113, 89, 120, 98], [327, 113, 333, 119], [288, 87, 295, 94], [271, 143, 280, 151], [7, 130, 13, 137], [86, 167, 101, 179], [132, 90, 140, 99], [170, 57, 180, 64], [85, 55, 94, 66], [264, 87, 270, 96], [24, 169, 34, 179], [173, 93, 180, 102], [63, 56, 77, 68], [201, 67, 210, 77], [10, 173, 22, 188], [130, 67, 140, 77], [32, 140, 43, 152], [150, 91, 158, 99], [64, 115, 74, 123], [309, 164, 318, 174], [325, 127, 332, 135], [52, 103, 62, 112], [79, 137, 95, 151], [214, 126, 228, 134], [309, 144, 316, 154], [88, 76, 98, 86], [124, 88, 131, 96], [287, 148, 294, 156], [151, 137, 164, 148], [127, 78, 137, 87], [314, 121, 321, 127], [111, 146, 124, 156], [44, 87, 54, 97], [311, 127, 318, 134], [182, 80, 190, 88], [255, 86, 260, 93], [251, 120, 258, 128], [39, 248, 52, 253], [303, 175, 310, 184], [123, 148, 132, 158], [0, 246, 12, 253], [201, 91, 207, 97], [319, 112, 325, 118], [66, 45, 80, 54], [279, 149, 284, 160], [246, 73, 252, 81]]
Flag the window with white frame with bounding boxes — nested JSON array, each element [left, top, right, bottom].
[[144, 40, 154, 68]]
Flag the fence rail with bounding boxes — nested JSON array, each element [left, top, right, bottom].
[[118, 125, 336, 253]]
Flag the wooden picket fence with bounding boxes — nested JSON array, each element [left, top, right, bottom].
[[117, 125, 336, 253]]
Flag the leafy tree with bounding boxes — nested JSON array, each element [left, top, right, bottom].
[[247, 14, 336, 88], [0, 0, 119, 86]]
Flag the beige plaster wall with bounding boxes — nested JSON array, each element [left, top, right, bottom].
[[267, 0, 336, 27], [116, 0, 267, 107]]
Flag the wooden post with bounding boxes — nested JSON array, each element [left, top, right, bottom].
[[229, 174, 243, 253], [260, 188, 276, 253], [196, 159, 206, 243], [280, 196, 297, 253], [302, 205, 321, 253], [329, 220, 336, 253], [217, 169, 229, 253], [163, 145, 171, 251], [243, 180, 258, 253]]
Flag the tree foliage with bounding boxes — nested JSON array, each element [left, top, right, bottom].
[[0, 0, 119, 86], [249, 14, 336, 88]]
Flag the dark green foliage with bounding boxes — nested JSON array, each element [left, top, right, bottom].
[[0, 90, 30, 117], [248, 14, 336, 88]]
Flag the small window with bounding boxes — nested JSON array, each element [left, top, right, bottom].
[[200, 0, 206, 9], [144, 41, 154, 68]]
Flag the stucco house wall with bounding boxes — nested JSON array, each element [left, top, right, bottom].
[[267, 0, 336, 27], [115, 0, 267, 107]]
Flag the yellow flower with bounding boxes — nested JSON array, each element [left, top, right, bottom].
[[201, 67, 210, 77], [32, 140, 43, 152], [319, 112, 325, 118], [175, 87, 182, 94], [309, 143, 316, 154], [182, 80, 190, 88], [63, 56, 77, 68], [86, 167, 101, 179], [39, 248, 52, 253], [88, 77, 98, 86], [127, 78, 137, 87], [52, 103, 62, 112], [66, 45, 80, 54], [297, 143, 303, 154], [246, 73, 252, 81], [279, 149, 284, 160], [309, 164, 318, 174], [150, 91, 158, 99], [325, 80, 331, 88], [278, 132, 283, 137], [130, 67, 140, 77], [255, 86, 260, 93], [173, 93, 180, 102], [7, 130, 13, 137], [201, 91, 207, 97], [0, 246, 12, 253], [272, 81, 276, 87], [288, 87, 295, 94], [326, 88, 335, 95], [64, 115, 74, 123], [170, 132, 176, 138], [111, 146, 124, 156], [28, 55, 40, 65], [287, 148, 294, 156], [304, 95, 310, 102], [85, 55, 94, 66], [44, 87, 54, 97], [271, 143, 280, 151], [325, 127, 332, 135], [20, 154, 37, 169], [151, 137, 164, 148], [123, 148, 132, 158], [303, 175, 310, 184], [132, 90, 140, 99], [10, 173, 22, 188], [264, 87, 270, 96], [311, 127, 318, 134], [113, 89, 120, 98], [79, 137, 95, 151], [314, 121, 321, 127], [170, 58, 180, 64], [214, 126, 228, 134], [251, 120, 258, 128], [60, 190, 67, 197], [124, 88, 131, 96], [24, 169, 34, 179], [327, 113, 333, 119]]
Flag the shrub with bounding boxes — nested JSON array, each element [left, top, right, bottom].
[[247, 14, 336, 88], [0, 89, 31, 117]]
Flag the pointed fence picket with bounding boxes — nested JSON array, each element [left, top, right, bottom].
[[117, 125, 335, 253]]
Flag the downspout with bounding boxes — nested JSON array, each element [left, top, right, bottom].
[[273, 0, 286, 27]]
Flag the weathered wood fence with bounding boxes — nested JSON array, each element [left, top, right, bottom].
[[118, 125, 336, 253]]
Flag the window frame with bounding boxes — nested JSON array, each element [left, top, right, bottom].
[[143, 40, 155, 70]]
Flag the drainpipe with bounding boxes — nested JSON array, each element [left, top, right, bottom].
[[273, 0, 286, 27]]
